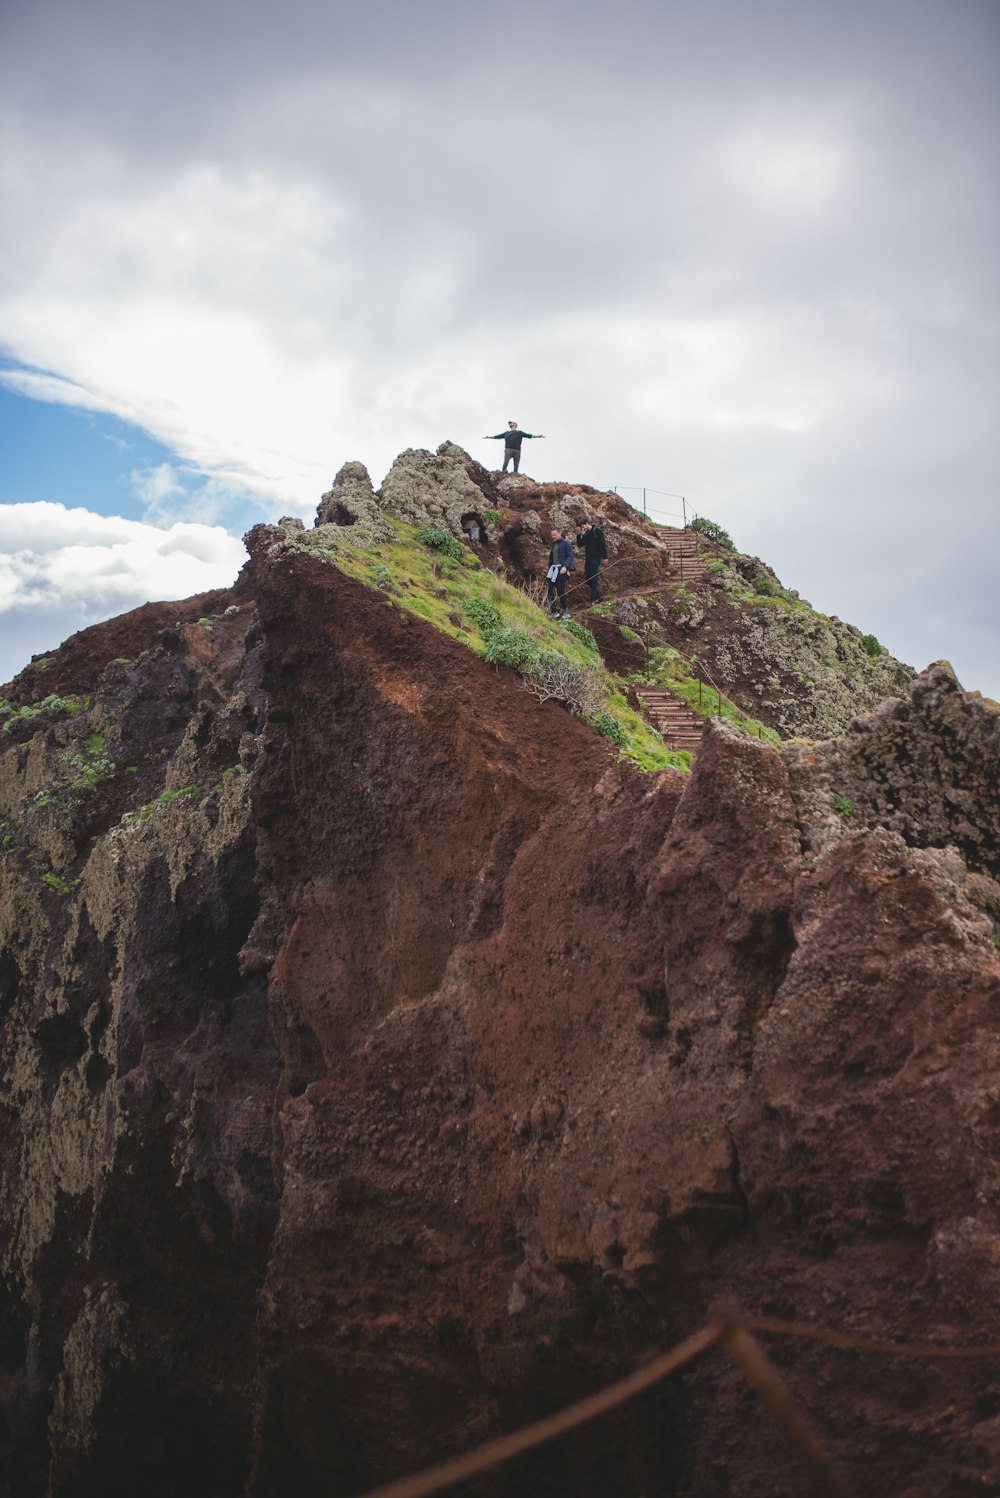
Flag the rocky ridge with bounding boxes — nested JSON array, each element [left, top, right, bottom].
[[0, 443, 998, 1497]]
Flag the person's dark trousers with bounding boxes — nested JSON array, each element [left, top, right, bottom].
[[502, 447, 520, 472], [547, 574, 567, 613], [584, 556, 602, 602]]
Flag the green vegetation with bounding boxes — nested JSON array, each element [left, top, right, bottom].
[[634, 647, 780, 745], [484, 628, 542, 672], [303, 517, 679, 772], [224, 604, 241, 616], [41, 871, 72, 894], [832, 793, 854, 819], [482, 507, 502, 528], [860, 632, 881, 658], [592, 713, 627, 746], [118, 784, 204, 829], [689, 516, 735, 551], [1, 693, 88, 733], [564, 620, 597, 652], [414, 526, 467, 562], [69, 752, 115, 792], [463, 596, 503, 638]]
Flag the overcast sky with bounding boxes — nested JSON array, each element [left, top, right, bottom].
[[1, 0, 998, 697]]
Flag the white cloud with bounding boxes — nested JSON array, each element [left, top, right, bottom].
[[0, 1, 996, 696], [0, 502, 246, 682]]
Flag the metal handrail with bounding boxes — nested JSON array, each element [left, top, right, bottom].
[[612, 486, 688, 526]]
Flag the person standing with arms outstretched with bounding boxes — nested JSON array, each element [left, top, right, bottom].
[[483, 421, 545, 473]]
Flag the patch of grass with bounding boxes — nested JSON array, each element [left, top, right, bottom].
[[483, 506, 502, 528], [832, 793, 854, 819]]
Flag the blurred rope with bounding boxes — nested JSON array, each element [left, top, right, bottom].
[[355, 1305, 1000, 1498]]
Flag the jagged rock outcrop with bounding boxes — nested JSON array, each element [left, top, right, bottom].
[[375, 442, 501, 539], [785, 659, 1000, 878], [1, 456, 999, 1498], [315, 461, 393, 542]]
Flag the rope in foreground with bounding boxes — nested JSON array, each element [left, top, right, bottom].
[[357, 1306, 1000, 1498]]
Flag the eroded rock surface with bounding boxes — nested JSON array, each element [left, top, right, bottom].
[[1, 486, 999, 1498]]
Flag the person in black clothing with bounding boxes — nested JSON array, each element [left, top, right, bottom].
[[575, 516, 608, 602], [483, 421, 545, 473], [546, 527, 574, 618]]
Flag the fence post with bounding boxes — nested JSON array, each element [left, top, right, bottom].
[[643, 488, 647, 515]]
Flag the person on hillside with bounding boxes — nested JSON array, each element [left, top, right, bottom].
[[546, 527, 575, 619], [483, 421, 545, 474], [575, 516, 608, 603]]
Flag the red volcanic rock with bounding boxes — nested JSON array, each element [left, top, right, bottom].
[[0, 515, 998, 1498]]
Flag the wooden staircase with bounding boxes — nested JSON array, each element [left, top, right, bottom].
[[664, 528, 710, 583], [634, 687, 706, 754]]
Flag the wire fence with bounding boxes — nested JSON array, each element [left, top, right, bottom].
[[612, 486, 689, 527], [357, 1303, 1000, 1498]]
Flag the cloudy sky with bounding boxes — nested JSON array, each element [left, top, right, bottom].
[[1, 0, 998, 697]]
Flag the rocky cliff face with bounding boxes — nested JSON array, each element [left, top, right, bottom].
[[1, 448, 999, 1498]]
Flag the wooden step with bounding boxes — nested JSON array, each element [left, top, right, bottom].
[[634, 686, 707, 753]]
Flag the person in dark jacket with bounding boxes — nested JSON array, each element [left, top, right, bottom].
[[483, 421, 545, 473], [546, 528, 574, 618], [575, 516, 608, 602]]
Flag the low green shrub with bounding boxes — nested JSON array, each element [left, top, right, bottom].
[[415, 526, 466, 562], [483, 507, 502, 528], [564, 620, 597, 653], [464, 596, 503, 638], [69, 754, 114, 792], [689, 516, 735, 550], [860, 632, 881, 658], [592, 712, 627, 746], [832, 793, 854, 819], [484, 628, 541, 671]]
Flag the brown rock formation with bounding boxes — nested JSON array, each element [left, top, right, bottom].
[[1, 489, 999, 1498]]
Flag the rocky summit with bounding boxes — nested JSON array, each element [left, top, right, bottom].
[[1, 441, 999, 1498]]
